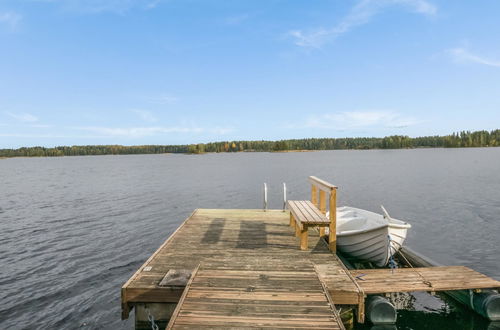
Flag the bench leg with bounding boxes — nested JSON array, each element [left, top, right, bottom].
[[300, 226, 308, 250], [319, 227, 326, 237], [289, 213, 295, 228], [295, 222, 300, 237]]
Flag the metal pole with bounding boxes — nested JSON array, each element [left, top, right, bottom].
[[263, 183, 268, 211], [283, 183, 287, 211]]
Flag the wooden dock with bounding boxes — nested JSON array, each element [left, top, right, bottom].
[[122, 208, 500, 329], [122, 209, 359, 328], [350, 266, 500, 294], [165, 264, 343, 329]]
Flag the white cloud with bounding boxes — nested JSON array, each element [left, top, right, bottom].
[[148, 94, 179, 105], [34, 0, 163, 14], [131, 109, 157, 123], [210, 127, 235, 135], [5, 112, 38, 122], [305, 111, 420, 129], [0, 11, 22, 29], [225, 14, 250, 26], [77, 126, 201, 137], [448, 48, 500, 68], [0, 133, 91, 138], [289, 0, 436, 48], [75, 125, 234, 137], [145, 0, 163, 9]]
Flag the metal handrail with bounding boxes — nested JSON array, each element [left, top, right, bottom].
[[263, 183, 268, 211], [283, 183, 287, 211]]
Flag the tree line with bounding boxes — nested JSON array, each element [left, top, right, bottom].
[[0, 129, 498, 158]]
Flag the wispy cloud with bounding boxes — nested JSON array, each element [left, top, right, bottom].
[[448, 48, 500, 68], [224, 14, 250, 26], [36, 0, 164, 14], [148, 94, 179, 105], [131, 109, 157, 123], [4, 112, 38, 122], [288, 0, 437, 48], [145, 0, 164, 10], [0, 11, 22, 29], [0, 133, 92, 138], [304, 111, 420, 129], [76, 125, 233, 137]]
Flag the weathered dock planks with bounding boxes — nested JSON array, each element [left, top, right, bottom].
[[121, 209, 360, 325], [166, 264, 344, 329], [350, 266, 500, 294], [121, 208, 500, 328]]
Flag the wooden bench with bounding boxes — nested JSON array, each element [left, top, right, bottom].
[[288, 176, 338, 252]]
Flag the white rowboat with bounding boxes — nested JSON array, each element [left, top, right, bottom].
[[327, 206, 411, 267]]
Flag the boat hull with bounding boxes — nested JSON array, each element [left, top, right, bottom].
[[330, 206, 411, 267], [337, 225, 391, 267]]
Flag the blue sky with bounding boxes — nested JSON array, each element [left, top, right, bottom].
[[1, 0, 499, 148]]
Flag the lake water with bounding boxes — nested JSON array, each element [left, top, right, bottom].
[[1, 148, 499, 329]]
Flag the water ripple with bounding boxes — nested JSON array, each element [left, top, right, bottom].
[[0, 150, 499, 329]]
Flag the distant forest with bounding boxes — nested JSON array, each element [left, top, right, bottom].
[[1, 129, 499, 158]]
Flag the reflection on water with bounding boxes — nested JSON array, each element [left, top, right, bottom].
[[357, 291, 496, 330]]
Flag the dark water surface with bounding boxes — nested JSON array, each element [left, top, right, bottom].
[[1, 148, 499, 329]]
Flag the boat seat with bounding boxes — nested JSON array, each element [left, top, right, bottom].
[[287, 200, 330, 250]]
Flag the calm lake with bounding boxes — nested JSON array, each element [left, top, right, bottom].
[[1, 148, 499, 329]]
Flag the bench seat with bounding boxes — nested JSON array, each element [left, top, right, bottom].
[[288, 200, 329, 250]]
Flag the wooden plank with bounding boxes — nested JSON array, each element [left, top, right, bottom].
[[121, 209, 197, 319], [311, 184, 318, 207], [168, 266, 344, 330], [301, 201, 329, 224], [319, 190, 326, 214], [297, 201, 322, 224], [350, 266, 500, 294], [121, 208, 362, 326], [329, 188, 337, 253], [288, 200, 329, 225], [309, 176, 337, 192], [166, 264, 200, 330]]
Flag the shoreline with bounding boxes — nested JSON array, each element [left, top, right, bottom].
[[1, 146, 499, 159]]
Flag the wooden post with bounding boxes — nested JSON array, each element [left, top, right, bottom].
[[319, 190, 327, 237], [357, 296, 365, 324], [319, 190, 326, 214], [311, 185, 318, 207], [328, 188, 337, 253], [289, 212, 294, 227], [300, 226, 308, 250]]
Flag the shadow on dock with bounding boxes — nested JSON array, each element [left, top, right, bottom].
[[236, 220, 267, 248], [201, 218, 225, 244]]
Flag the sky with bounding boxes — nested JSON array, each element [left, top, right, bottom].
[[1, 0, 500, 148]]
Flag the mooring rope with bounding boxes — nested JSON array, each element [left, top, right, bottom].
[[390, 238, 433, 288], [388, 235, 397, 274]]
